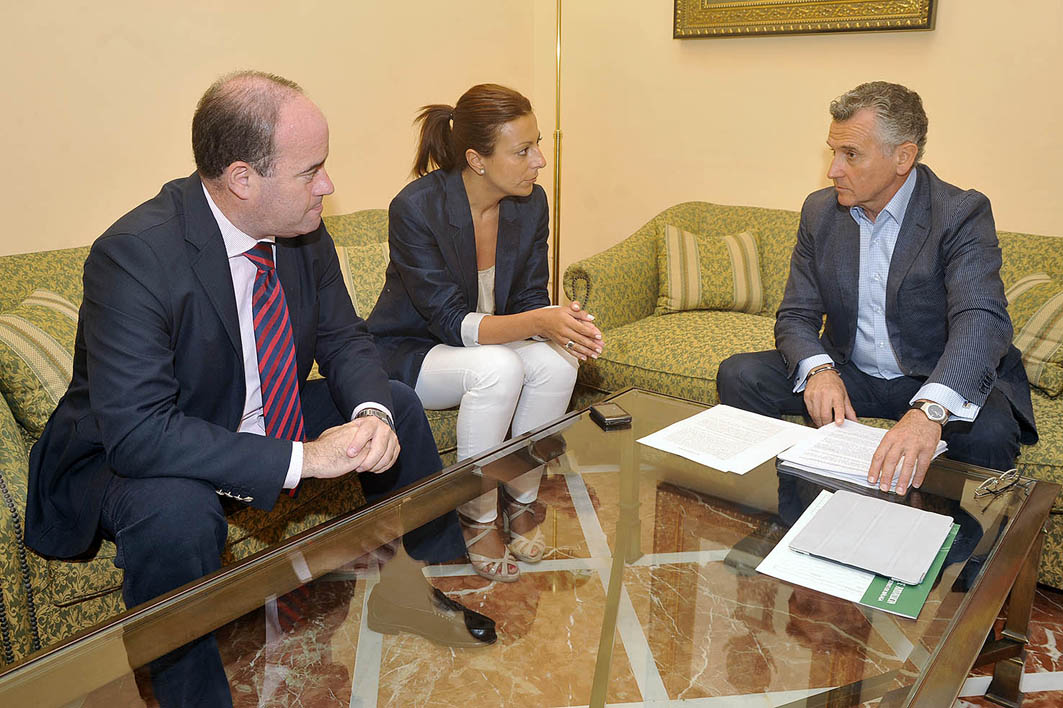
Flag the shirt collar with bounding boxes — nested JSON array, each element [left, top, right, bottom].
[[201, 184, 274, 259], [850, 168, 918, 227]]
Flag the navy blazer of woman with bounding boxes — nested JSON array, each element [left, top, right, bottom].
[[367, 168, 551, 387]]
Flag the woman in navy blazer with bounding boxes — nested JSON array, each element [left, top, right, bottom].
[[369, 85, 603, 582]]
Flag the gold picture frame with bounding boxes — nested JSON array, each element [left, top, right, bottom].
[[674, 0, 936, 39]]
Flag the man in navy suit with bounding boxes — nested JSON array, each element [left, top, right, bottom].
[[718, 81, 1036, 494], [25, 71, 478, 706]]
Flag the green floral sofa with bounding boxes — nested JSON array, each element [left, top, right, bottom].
[[563, 201, 1063, 586], [0, 210, 456, 669]]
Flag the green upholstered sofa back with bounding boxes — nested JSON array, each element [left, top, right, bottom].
[[0, 247, 91, 312], [0, 210, 391, 313], [999, 230, 1063, 285], [564, 202, 1063, 335], [564, 202, 801, 333]]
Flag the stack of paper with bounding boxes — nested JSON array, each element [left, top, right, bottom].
[[637, 404, 815, 474], [777, 419, 947, 492], [757, 490, 958, 619]]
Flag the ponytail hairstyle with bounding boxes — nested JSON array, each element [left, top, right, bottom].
[[412, 84, 533, 177]]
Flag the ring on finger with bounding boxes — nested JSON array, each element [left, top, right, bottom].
[[565, 340, 575, 351]]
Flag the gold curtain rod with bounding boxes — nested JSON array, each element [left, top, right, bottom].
[[551, 0, 563, 304]]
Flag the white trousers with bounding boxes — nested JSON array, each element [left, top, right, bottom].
[[415, 340, 578, 522]]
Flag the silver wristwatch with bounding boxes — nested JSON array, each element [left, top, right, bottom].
[[911, 400, 947, 425], [355, 408, 394, 430]]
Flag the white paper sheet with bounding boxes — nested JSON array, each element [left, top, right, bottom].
[[756, 490, 874, 602], [777, 419, 946, 492], [636, 404, 814, 474]]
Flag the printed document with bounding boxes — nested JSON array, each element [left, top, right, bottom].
[[637, 404, 814, 474], [777, 419, 946, 492]]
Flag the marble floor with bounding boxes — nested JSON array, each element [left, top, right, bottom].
[[88, 459, 1063, 707]]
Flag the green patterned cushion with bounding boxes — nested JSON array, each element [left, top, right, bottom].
[[1006, 274, 1063, 396], [577, 310, 776, 404], [335, 243, 390, 318], [0, 290, 78, 436], [655, 225, 762, 316]]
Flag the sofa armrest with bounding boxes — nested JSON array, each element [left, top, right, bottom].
[[0, 395, 40, 665], [563, 229, 658, 332]]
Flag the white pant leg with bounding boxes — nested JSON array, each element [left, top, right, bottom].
[[500, 340, 578, 503], [415, 343, 525, 522]]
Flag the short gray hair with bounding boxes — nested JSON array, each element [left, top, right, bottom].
[[830, 81, 928, 162], [192, 70, 303, 179]]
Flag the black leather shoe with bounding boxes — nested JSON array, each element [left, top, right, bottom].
[[430, 588, 495, 643], [367, 583, 497, 647]]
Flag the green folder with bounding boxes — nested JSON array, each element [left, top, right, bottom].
[[858, 523, 960, 619]]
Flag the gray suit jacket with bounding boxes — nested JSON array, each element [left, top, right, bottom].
[[774, 163, 1036, 442]]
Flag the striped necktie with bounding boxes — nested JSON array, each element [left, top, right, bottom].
[[243, 242, 306, 444]]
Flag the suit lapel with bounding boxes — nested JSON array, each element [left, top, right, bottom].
[[886, 167, 931, 313], [443, 170, 478, 307], [182, 175, 241, 356], [830, 205, 861, 322], [274, 239, 303, 334], [493, 198, 520, 311]]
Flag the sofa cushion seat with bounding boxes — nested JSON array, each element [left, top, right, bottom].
[[44, 544, 121, 607], [580, 310, 776, 402]]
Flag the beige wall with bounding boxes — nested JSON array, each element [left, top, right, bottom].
[[3, 1, 1060, 273], [0, 1, 540, 256], [557, 0, 1063, 273]]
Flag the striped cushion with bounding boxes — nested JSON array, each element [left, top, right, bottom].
[[334, 243, 390, 318], [0, 290, 78, 435], [655, 225, 762, 316], [1006, 273, 1063, 397]]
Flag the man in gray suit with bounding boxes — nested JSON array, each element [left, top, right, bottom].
[[717, 81, 1036, 494]]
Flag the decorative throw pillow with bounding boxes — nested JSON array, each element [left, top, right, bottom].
[[656, 225, 763, 316], [1005, 273, 1063, 397], [334, 243, 390, 318], [0, 290, 79, 436]]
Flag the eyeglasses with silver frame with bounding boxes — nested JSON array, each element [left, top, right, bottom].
[[974, 467, 1026, 498]]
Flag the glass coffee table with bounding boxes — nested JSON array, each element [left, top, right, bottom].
[[0, 388, 1056, 707]]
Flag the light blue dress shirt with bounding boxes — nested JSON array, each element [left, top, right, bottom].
[[793, 170, 978, 422]]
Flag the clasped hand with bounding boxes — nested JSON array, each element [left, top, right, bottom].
[[302, 416, 400, 480], [803, 371, 941, 495], [539, 301, 603, 361]]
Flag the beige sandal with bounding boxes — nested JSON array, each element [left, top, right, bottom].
[[460, 517, 520, 582], [501, 492, 546, 563]]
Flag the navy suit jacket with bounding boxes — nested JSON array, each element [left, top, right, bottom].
[[367, 169, 551, 386], [26, 174, 393, 558], [774, 163, 1036, 442]]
